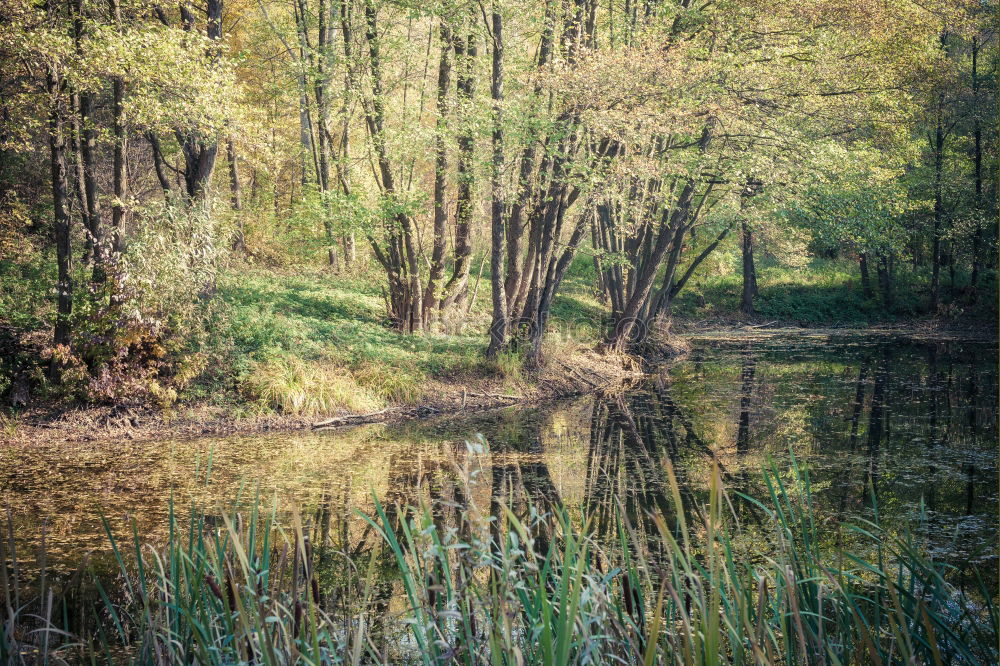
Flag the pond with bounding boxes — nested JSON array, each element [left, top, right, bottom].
[[2, 334, 997, 591]]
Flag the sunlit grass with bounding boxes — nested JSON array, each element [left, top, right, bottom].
[[244, 356, 384, 415], [192, 260, 605, 412]]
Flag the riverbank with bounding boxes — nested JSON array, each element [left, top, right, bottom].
[[2, 258, 994, 445], [0, 344, 642, 445], [6, 320, 994, 446]]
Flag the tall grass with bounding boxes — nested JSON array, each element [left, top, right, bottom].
[[3, 454, 996, 664], [245, 357, 384, 415]]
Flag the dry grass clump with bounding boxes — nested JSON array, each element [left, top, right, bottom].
[[244, 357, 383, 415], [352, 363, 424, 404]]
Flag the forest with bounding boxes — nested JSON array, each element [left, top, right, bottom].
[[1, 1, 998, 663], [0, 0, 996, 417]]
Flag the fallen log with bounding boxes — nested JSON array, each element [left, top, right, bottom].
[[312, 407, 393, 429], [466, 392, 520, 401]]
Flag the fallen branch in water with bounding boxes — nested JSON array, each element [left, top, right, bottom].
[[312, 408, 393, 428], [466, 392, 520, 401]]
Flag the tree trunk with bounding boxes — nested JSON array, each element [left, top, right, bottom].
[[178, 0, 222, 201], [73, 0, 105, 278], [877, 254, 892, 311], [859, 253, 873, 299], [147, 133, 172, 197], [739, 220, 756, 316], [524, 205, 593, 368], [314, 0, 338, 269], [502, 5, 554, 314], [79, 91, 105, 277], [970, 37, 982, 295], [361, 0, 422, 330], [109, 0, 126, 259], [46, 63, 73, 360], [338, 0, 356, 267], [227, 139, 242, 210], [422, 20, 453, 326], [930, 31, 946, 312], [605, 125, 712, 351], [227, 139, 246, 253], [486, 6, 507, 358], [441, 24, 477, 310], [69, 92, 90, 261]]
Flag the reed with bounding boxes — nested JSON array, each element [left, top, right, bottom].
[[2, 454, 995, 664]]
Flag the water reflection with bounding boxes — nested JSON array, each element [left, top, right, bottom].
[[2, 336, 996, 593]]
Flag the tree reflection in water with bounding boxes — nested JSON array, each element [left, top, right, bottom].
[[2, 336, 996, 642]]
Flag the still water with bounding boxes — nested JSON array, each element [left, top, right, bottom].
[[2, 334, 996, 585]]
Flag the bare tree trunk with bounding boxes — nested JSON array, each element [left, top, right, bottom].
[[69, 92, 90, 261], [605, 125, 712, 351], [361, 0, 422, 330], [441, 24, 477, 310], [227, 139, 242, 210], [739, 220, 756, 316], [859, 253, 873, 299], [877, 253, 892, 311], [501, 3, 553, 313], [80, 91, 105, 275], [970, 37, 982, 295], [46, 61, 73, 360], [930, 31, 947, 312], [147, 132, 172, 197], [338, 0, 356, 266], [314, 0, 339, 269], [486, 5, 507, 358], [422, 20, 453, 326], [109, 0, 126, 259], [227, 138, 247, 253]]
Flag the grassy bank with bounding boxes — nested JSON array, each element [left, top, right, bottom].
[[2, 248, 993, 432], [2, 455, 995, 664], [201, 266, 489, 413], [0, 256, 613, 424], [669, 257, 998, 326], [163, 260, 621, 418]]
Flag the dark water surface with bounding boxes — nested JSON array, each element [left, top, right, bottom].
[[2, 334, 997, 585]]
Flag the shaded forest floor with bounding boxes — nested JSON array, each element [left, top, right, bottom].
[[1, 254, 995, 444]]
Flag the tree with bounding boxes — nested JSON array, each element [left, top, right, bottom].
[[782, 142, 922, 310]]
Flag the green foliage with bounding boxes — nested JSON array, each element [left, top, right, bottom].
[[781, 143, 926, 259], [671, 258, 994, 325]]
